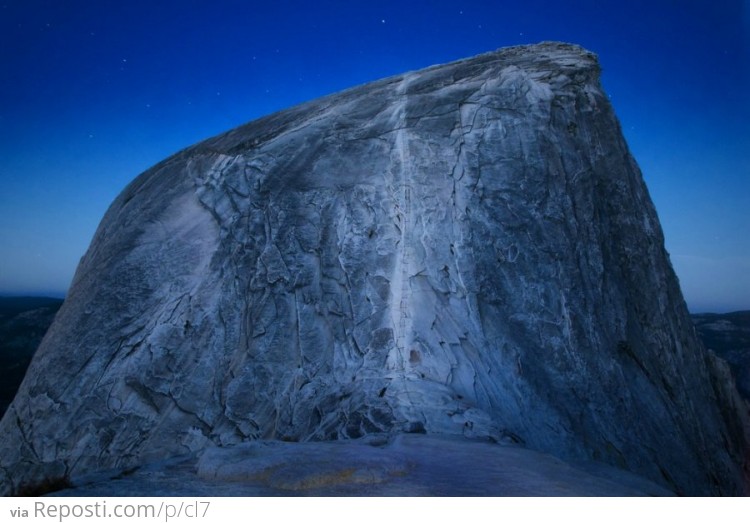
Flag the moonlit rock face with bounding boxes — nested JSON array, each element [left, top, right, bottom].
[[1, 42, 747, 495]]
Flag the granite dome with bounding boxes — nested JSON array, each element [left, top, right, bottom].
[[1, 42, 747, 496]]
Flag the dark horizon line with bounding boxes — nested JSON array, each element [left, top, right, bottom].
[[0, 290, 747, 317], [0, 291, 66, 300]]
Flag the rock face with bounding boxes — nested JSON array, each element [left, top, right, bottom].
[[1, 42, 747, 496]]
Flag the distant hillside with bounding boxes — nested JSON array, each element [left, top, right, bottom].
[[0, 297, 63, 417], [692, 311, 750, 401]]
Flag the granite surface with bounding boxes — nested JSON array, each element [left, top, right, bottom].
[[1, 42, 747, 496]]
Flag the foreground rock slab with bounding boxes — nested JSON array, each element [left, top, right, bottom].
[[1, 42, 748, 496], [53, 435, 672, 496]]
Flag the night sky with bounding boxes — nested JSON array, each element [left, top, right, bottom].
[[0, 0, 748, 312]]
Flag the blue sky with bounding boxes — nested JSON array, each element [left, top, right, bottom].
[[0, 0, 748, 312]]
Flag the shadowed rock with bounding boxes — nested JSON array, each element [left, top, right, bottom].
[[0, 297, 63, 418], [1, 42, 747, 496], [693, 311, 750, 400]]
